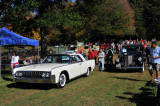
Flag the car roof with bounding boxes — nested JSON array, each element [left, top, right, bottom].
[[64, 50, 74, 52], [48, 53, 80, 56]]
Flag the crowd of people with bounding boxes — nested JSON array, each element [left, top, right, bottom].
[[77, 46, 114, 72], [110, 38, 150, 54]]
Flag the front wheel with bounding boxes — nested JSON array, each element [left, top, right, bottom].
[[56, 73, 66, 88]]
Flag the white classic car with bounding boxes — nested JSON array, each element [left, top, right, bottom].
[[13, 54, 95, 88]]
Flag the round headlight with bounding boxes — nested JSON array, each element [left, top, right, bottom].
[[116, 58, 120, 62], [15, 72, 19, 76], [19, 72, 23, 77], [42, 73, 46, 77], [138, 57, 142, 61]]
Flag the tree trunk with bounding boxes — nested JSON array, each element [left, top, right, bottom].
[[40, 27, 47, 58]]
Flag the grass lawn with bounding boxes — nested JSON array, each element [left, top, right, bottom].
[[0, 59, 158, 106]]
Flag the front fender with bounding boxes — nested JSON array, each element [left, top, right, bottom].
[[51, 69, 60, 84], [51, 69, 69, 84]]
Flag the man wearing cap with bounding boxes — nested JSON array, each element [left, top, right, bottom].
[[149, 41, 160, 81]]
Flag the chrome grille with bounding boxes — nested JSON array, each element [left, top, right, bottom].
[[128, 55, 133, 65], [17, 71, 50, 78], [124, 55, 133, 66]]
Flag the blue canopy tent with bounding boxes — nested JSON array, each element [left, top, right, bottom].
[[0, 27, 39, 80]]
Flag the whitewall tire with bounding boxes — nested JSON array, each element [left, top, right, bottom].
[[56, 73, 66, 88]]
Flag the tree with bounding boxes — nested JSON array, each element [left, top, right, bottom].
[[128, 0, 160, 40], [144, 0, 160, 40], [0, 0, 39, 36], [76, 0, 135, 42]]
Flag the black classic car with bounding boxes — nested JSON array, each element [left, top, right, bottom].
[[115, 44, 145, 72]]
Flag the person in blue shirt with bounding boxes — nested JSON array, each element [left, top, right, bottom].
[[149, 41, 160, 81], [81, 51, 87, 59]]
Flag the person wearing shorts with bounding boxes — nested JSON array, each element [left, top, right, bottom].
[[149, 41, 160, 81]]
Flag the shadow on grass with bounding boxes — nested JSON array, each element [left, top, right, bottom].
[[7, 83, 57, 90], [104, 64, 143, 73], [5, 73, 86, 90], [2, 76, 13, 82], [6, 76, 85, 90], [112, 76, 146, 82], [116, 81, 157, 106], [2, 70, 12, 75], [1, 70, 13, 82]]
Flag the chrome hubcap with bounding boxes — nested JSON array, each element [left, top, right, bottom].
[[60, 74, 66, 87]]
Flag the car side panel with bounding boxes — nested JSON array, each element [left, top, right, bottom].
[[51, 63, 82, 83], [52, 59, 95, 84], [81, 60, 95, 73]]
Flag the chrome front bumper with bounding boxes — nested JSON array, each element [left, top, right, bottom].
[[13, 75, 56, 84], [115, 63, 143, 70], [116, 66, 143, 70]]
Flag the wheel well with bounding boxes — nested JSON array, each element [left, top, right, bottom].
[[61, 71, 69, 82], [89, 67, 91, 71]]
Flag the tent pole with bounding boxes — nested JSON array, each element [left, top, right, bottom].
[[33, 46, 35, 64], [38, 46, 39, 64]]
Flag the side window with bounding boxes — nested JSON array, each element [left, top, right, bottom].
[[71, 55, 82, 63], [71, 56, 76, 63], [61, 56, 70, 64], [46, 56, 52, 63], [75, 55, 82, 62]]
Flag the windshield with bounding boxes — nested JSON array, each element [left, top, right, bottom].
[[42, 55, 70, 64], [122, 46, 139, 52]]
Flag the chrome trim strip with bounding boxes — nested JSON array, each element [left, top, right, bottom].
[[51, 64, 67, 70]]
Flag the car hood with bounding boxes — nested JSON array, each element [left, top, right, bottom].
[[17, 63, 67, 71]]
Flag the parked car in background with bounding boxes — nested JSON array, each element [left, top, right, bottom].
[[115, 44, 145, 72], [13, 54, 95, 88], [61, 50, 75, 54]]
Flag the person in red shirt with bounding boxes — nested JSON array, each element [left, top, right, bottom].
[[88, 49, 94, 60], [141, 38, 144, 44], [94, 48, 98, 64]]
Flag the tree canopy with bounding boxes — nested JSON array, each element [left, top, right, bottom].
[[128, 0, 160, 40], [3, 0, 160, 56]]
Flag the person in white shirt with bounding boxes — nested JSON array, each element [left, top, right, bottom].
[[11, 52, 19, 75], [111, 42, 115, 53], [98, 49, 105, 71]]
